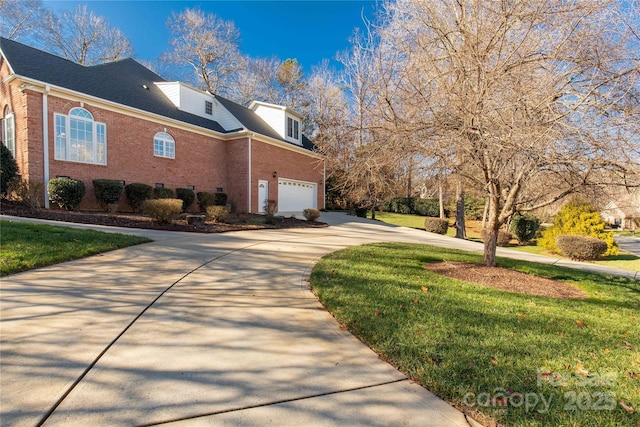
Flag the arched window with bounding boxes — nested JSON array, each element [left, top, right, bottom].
[[54, 107, 106, 164], [2, 106, 15, 157], [153, 132, 175, 159]]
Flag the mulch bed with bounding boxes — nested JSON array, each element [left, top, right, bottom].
[[0, 200, 328, 233], [425, 261, 587, 299]]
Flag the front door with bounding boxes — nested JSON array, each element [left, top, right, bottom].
[[258, 180, 268, 213]]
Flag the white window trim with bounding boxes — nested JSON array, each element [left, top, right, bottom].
[[153, 131, 176, 159], [3, 112, 15, 157], [286, 116, 300, 142], [53, 109, 107, 165]]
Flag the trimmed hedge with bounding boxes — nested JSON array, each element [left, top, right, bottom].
[[206, 205, 230, 223], [0, 143, 19, 196], [303, 208, 320, 222], [354, 207, 368, 218], [556, 234, 608, 260], [48, 177, 85, 211], [197, 191, 216, 211], [142, 199, 182, 224], [176, 188, 195, 212], [125, 183, 153, 212], [214, 192, 228, 206], [481, 228, 513, 247], [154, 187, 174, 199], [424, 217, 449, 234], [93, 179, 124, 211], [384, 197, 447, 217]]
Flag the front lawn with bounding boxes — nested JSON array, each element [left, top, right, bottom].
[[310, 243, 639, 427], [0, 221, 151, 276]]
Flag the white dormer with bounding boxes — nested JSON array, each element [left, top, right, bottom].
[[249, 101, 303, 145], [155, 82, 243, 131]]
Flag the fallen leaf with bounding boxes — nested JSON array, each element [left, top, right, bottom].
[[622, 341, 633, 350], [491, 357, 499, 366], [517, 313, 527, 318], [413, 299, 420, 304], [374, 309, 382, 317], [627, 371, 640, 380], [575, 319, 587, 328], [415, 329, 424, 336], [576, 364, 590, 377], [527, 301, 536, 306], [605, 348, 610, 353], [619, 401, 635, 414], [421, 285, 428, 293]]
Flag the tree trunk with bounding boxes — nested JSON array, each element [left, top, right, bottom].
[[439, 182, 445, 219], [371, 206, 376, 220], [483, 224, 498, 267], [481, 199, 489, 228], [455, 179, 466, 239]]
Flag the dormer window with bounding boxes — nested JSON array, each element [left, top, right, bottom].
[[287, 117, 299, 140], [205, 100, 213, 115]]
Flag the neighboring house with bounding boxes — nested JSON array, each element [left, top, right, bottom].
[[0, 37, 324, 214], [600, 190, 640, 230]]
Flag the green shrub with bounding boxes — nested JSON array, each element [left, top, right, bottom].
[[92, 179, 124, 211], [175, 188, 196, 212], [154, 187, 174, 199], [354, 207, 368, 218], [206, 205, 230, 223], [538, 200, 618, 256], [142, 199, 182, 224], [446, 196, 485, 220], [383, 197, 446, 217], [556, 234, 608, 260], [303, 208, 320, 222], [48, 177, 85, 211], [0, 143, 19, 196], [8, 177, 42, 211], [197, 191, 216, 211], [509, 213, 541, 244], [424, 217, 449, 234], [214, 192, 228, 206], [125, 183, 153, 212], [481, 228, 513, 247]]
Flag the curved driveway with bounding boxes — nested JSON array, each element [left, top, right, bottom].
[[1, 213, 636, 426]]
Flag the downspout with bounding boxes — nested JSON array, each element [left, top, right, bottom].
[[43, 85, 50, 208], [247, 133, 253, 213], [323, 161, 326, 210]]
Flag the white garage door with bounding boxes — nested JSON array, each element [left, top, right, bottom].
[[278, 178, 317, 213]]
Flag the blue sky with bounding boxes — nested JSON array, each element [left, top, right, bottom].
[[44, 1, 380, 72]]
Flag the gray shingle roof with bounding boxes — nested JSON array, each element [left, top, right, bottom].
[[1, 36, 317, 153]]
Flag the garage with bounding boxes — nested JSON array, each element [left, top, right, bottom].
[[278, 178, 317, 213]]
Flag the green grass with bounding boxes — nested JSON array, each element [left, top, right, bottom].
[[371, 212, 640, 272], [0, 221, 151, 276], [311, 243, 640, 427]]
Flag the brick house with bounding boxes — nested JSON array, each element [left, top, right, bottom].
[[0, 37, 325, 214]]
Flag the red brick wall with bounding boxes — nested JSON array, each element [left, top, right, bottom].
[[45, 96, 228, 210], [250, 140, 324, 212]]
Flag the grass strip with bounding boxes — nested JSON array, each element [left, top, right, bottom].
[[0, 221, 151, 276], [310, 242, 640, 427]]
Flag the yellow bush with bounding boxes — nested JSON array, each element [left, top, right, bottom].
[[206, 205, 230, 223], [142, 199, 182, 224]]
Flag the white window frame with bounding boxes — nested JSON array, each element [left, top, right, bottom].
[[286, 116, 300, 140], [54, 107, 106, 165], [153, 131, 175, 159], [205, 100, 213, 115], [3, 109, 15, 157]]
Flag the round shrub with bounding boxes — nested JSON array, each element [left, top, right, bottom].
[[303, 208, 320, 222], [0, 143, 19, 196], [125, 183, 153, 212], [354, 207, 368, 218], [481, 228, 513, 247], [176, 188, 196, 212], [509, 213, 541, 244], [197, 191, 216, 211], [154, 187, 174, 199], [93, 179, 124, 211], [424, 217, 449, 234], [556, 234, 608, 260], [142, 199, 182, 224], [214, 192, 228, 206], [48, 177, 85, 211], [206, 205, 230, 223]]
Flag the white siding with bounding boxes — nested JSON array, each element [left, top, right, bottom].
[[154, 82, 243, 131], [253, 104, 286, 139]]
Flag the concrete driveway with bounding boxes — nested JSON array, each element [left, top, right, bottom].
[[1, 213, 635, 426]]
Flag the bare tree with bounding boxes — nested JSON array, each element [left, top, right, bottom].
[[164, 8, 242, 94], [0, 0, 48, 43], [40, 4, 133, 65], [373, 0, 639, 266]]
